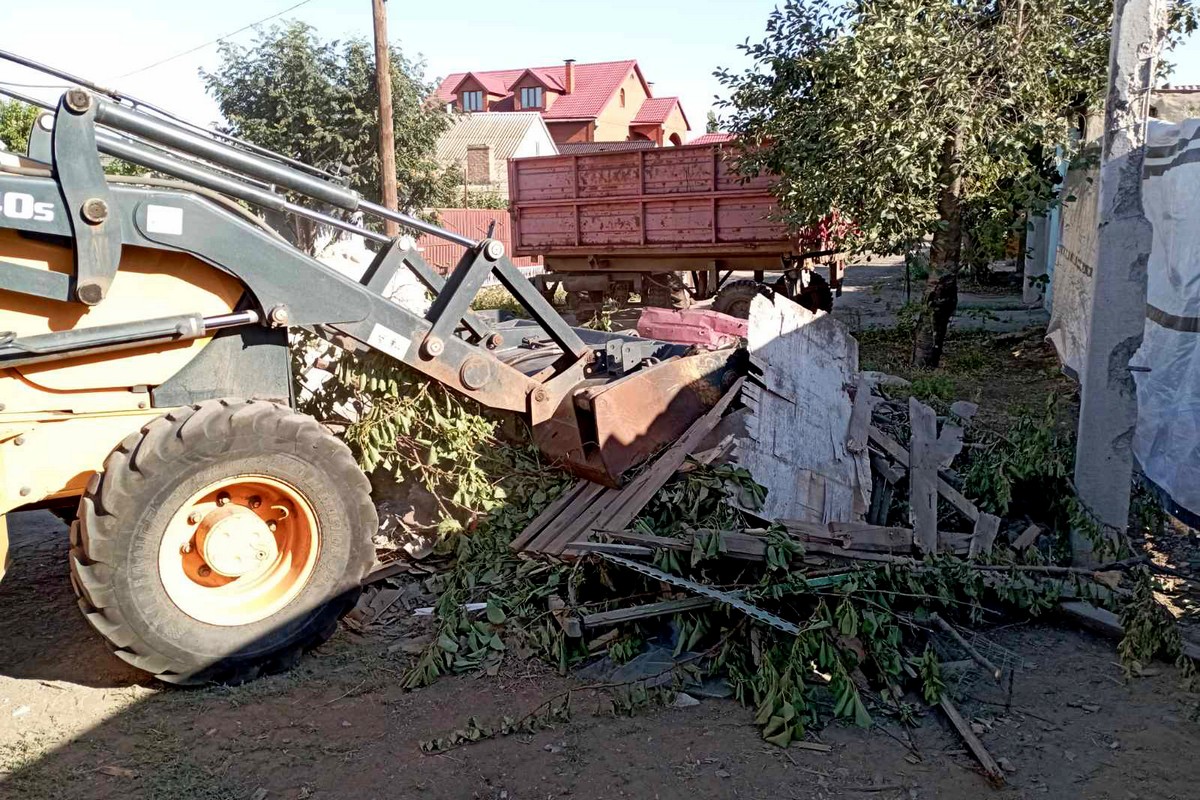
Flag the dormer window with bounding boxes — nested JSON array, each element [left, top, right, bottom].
[[462, 91, 484, 112], [520, 86, 543, 109]]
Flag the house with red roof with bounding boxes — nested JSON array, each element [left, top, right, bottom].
[[433, 59, 690, 147]]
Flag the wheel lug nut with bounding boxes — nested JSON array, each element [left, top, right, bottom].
[[187, 512, 202, 525], [181, 541, 192, 554], [267, 521, 277, 532], [198, 565, 212, 578], [249, 496, 262, 509], [216, 492, 230, 507]]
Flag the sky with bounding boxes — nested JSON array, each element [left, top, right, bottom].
[[2, 0, 1199, 141], [0, 0, 789, 139]]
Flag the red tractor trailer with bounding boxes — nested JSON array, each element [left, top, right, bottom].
[[507, 142, 844, 317]]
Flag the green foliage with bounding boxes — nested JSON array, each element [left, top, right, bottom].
[[0, 99, 38, 154], [202, 21, 458, 248], [908, 373, 956, 404], [913, 645, 945, 704], [1118, 568, 1199, 687], [962, 394, 1073, 517], [717, 0, 1113, 259], [461, 188, 509, 209], [705, 109, 720, 134]]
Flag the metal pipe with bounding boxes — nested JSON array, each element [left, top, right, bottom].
[[99, 132, 394, 248], [95, 130, 289, 212], [0, 48, 335, 180], [94, 98, 361, 210], [358, 200, 477, 247], [0, 311, 261, 368], [282, 202, 390, 245]]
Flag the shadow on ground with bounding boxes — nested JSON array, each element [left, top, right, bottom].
[[2, 510, 1199, 800]]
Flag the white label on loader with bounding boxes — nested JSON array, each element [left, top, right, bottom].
[[145, 204, 183, 235], [367, 323, 412, 360]]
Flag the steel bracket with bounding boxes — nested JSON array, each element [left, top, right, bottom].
[[51, 91, 122, 305]]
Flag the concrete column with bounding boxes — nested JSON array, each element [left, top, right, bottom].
[[1072, 0, 1167, 563], [1023, 215, 1049, 306]]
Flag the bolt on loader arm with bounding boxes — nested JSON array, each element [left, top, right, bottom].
[[0, 51, 741, 486]]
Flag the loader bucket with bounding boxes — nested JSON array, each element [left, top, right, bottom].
[[520, 345, 740, 486]]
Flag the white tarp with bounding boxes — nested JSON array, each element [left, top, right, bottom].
[[1130, 119, 1200, 515], [1047, 118, 1200, 516]]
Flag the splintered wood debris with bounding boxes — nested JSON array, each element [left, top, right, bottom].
[[510, 292, 997, 565]]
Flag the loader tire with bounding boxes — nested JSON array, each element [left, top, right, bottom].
[[70, 399, 376, 685]]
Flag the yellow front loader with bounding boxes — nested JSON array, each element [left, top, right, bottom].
[[0, 55, 739, 684]]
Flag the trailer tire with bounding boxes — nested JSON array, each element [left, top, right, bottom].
[[711, 280, 765, 319], [70, 399, 376, 685], [644, 274, 691, 310], [792, 272, 834, 313]]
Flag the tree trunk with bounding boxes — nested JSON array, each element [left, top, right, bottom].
[[913, 129, 964, 368]]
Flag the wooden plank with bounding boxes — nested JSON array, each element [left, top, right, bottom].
[[546, 377, 745, 558], [939, 695, 1006, 786], [736, 295, 869, 523], [582, 596, 715, 629], [827, 521, 914, 553], [1011, 523, 1043, 551], [525, 481, 607, 554], [599, 377, 746, 533], [510, 480, 590, 551], [907, 398, 940, 553], [969, 513, 1001, 559], [868, 426, 981, 523], [846, 374, 875, 455], [1060, 601, 1200, 661], [938, 531, 972, 555], [538, 482, 620, 556], [870, 453, 904, 485]]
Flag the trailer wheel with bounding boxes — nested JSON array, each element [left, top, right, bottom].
[[791, 272, 834, 313], [70, 399, 376, 685], [711, 279, 764, 319], [644, 274, 691, 310]]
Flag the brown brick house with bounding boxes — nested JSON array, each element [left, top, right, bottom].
[[434, 59, 689, 147]]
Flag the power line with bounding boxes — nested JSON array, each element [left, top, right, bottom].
[[114, 0, 320, 80]]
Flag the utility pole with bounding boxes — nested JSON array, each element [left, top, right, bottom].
[[372, 0, 399, 236], [1071, 0, 1167, 564]]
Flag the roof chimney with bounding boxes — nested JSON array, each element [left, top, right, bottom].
[[564, 59, 575, 94]]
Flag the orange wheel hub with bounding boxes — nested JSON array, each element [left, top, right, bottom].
[[159, 475, 320, 626]]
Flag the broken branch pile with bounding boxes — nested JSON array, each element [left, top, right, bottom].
[[312, 295, 1197, 783]]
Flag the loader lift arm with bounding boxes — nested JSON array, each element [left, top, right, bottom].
[[0, 52, 740, 486]]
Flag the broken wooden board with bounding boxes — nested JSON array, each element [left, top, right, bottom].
[[734, 294, 870, 524], [939, 694, 1006, 786], [1010, 523, 1044, 551], [968, 513, 1001, 559], [867, 426, 981, 523], [514, 378, 745, 557], [907, 398, 941, 552], [780, 518, 915, 553]]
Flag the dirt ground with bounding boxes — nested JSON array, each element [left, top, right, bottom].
[[3, 264, 1199, 800], [2, 510, 1199, 800]]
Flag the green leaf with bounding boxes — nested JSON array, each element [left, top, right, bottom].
[[486, 599, 506, 625]]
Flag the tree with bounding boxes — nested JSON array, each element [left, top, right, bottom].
[[705, 109, 720, 134], [0, 99, 39, 154], [202, 21, 458, 250], [718, 0, 1118, 366]]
